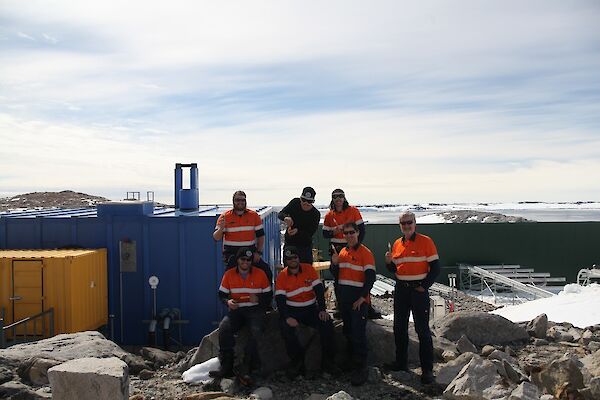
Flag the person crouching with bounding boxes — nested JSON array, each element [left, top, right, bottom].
[[276, 246, 339, 379], [210, 247, 272, 383]]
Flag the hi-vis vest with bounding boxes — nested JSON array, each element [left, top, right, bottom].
[[337, 244, 375, 289], [216, 209, 264, 247], [275, 263, 321, 307], [392, 233, 439, 281], [219, 267, 271, 307], [323, 206, 364, 244]]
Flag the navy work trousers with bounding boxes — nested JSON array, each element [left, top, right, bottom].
[[339, 300, 369, 368], [218, 306, 265, 362], [393, 284, 433, 373], [279, 304, 335, 361]]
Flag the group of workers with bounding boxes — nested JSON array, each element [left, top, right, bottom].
[[209, 187, 440, 386]]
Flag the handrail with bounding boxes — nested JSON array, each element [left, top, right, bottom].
[[465, 265, 554, 299], [1, 308, 54, 348]]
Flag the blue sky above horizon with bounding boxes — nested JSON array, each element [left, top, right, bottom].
[[1, 0, 599, 205]]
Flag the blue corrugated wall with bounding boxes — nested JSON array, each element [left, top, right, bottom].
[[0, 211, 281, 345]]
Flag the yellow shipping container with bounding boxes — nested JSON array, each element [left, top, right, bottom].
[[0, 249, 108, 336]]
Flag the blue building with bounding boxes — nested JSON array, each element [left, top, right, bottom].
[[0, 164, 282, 345]]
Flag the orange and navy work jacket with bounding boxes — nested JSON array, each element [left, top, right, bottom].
[[391, 233, 439, 281], [275, 263, 323, 308], [323, 206, 364, 245], [218, 267, 272, 308], [335, 244, 375, 302], [216, 209, 265, 247]]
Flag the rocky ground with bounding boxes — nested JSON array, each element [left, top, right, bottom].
[[2, 288, 599, 400]]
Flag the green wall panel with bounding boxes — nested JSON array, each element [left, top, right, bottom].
[[314, 222, 600, 285]]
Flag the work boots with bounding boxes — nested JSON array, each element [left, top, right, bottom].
[[285, 355, 304, 380], [209, 352, 234, 378]]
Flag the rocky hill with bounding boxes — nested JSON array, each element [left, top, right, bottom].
[[0, 191, 110, 212]]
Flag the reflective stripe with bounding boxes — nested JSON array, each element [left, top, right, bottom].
[[286, 298, 316, 307], [364, 264, 375, 271], [219, 286, 230, 293], [311, 279, 322, 287], [237, 302, 259, 307], [331, 238, 347, 244], [396, 273, 428, 281], [427, 254, 439, 262], [322, 225, 334, 231], [223, 226, 256, 233], [275, 289, 286, 296], [356, 219, 364, 225], [255, 224, 264, 231], [338, 279, 364, 287], [339, 262, 366, 272], [223, 239, 256, 246], [393, 256, 428, 264], [286, 286, 314, 298], [231, 287, 263, 294], [262, 286, 272, 293]]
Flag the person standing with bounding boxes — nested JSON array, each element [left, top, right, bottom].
[[330, 222, 376, 386], [322, 189, 365, 254], [209, 248, 273, 384], [278, 187, 320, 263], [213, 190, 272, 281], [384, 211, 440, 385], [275, 246, 338, 379]]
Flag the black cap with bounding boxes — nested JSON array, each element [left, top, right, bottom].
[[332, 188, 345, 196], [236, 247, 254, 260], [283, 246, 300, 259], [300, 187, 316, 202]]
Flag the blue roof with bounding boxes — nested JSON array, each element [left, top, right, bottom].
[[0, 204, 273, 218]]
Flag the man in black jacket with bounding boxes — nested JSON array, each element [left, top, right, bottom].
[[278, 187, 320, 263]]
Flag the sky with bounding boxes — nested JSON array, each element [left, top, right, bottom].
[[1, 1, 599, 206]]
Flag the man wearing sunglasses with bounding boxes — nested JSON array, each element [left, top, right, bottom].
[[210, 247, 273, 384], [384, 211, 440, 385], [213, 190, 272, 281], [278, 187, 320, 263], [275, 246, 338, 379], [330, 222, 376, 386]]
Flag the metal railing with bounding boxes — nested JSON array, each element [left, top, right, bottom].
[[1, 307, 55, 348], [459, 264, 555, 304]]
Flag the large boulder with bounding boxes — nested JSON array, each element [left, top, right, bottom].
[[184, 310, 455, 374], [17, 357, 63, 385], [0, 331, 146, 375], [436, 352, 477, 386], [443, 356, 512, 399], [580, 349, 600, 379], [508, 382, 540, 400], [48, 357, 129, 400], [435, 311, 529, 346], [0, 331, 129, 362], [533, 354, 584, 395], [526, 314, 548, 339]]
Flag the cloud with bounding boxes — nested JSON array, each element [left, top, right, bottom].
[[0, 1, 599, 205]]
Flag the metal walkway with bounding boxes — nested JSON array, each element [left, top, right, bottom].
[[459, 264, 555, 303]]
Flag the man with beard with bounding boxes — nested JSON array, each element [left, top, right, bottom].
[[209, 247, 272, 384], [213, 190, 272, 281], [275, 246, 339, 379]]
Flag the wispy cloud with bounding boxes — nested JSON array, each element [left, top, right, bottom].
[[1, 1, 599, 204]]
